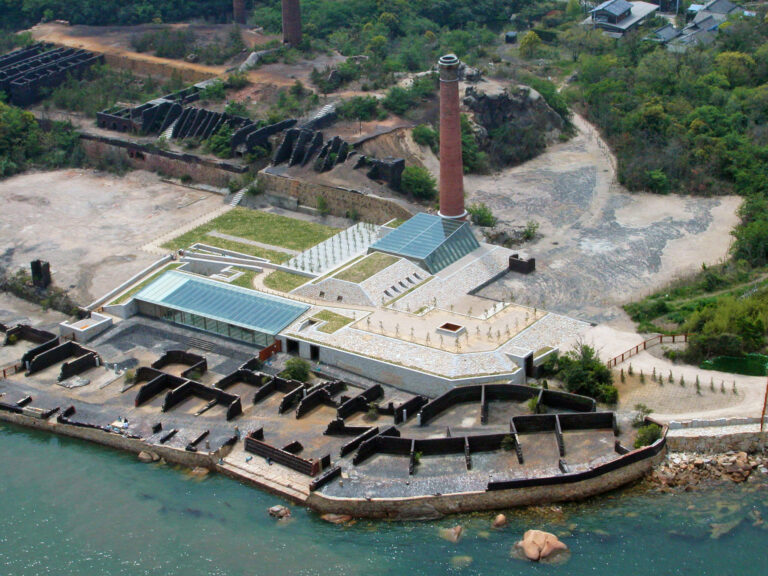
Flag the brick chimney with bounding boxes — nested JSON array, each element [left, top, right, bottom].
[[282, 0, 302, 46], [233, 0, 246, 25], [438, 54, 466, 220]]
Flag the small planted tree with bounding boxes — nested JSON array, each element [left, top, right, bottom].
[[519, 31, 542, 59], [282, 357, 311, 382], [634, 423, 662, 448], [365, 401, 379, 421]]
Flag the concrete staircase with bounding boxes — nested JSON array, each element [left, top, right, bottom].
[[159, 118, 179, 141], [229, 188, 246, 207]]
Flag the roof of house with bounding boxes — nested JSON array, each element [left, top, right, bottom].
[[591, 0, 634, 16], [652, 23, 681, 42], [702, 0, 738, 14], [592, 1, 659, 31]]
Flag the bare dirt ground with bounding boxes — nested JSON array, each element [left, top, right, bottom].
[[30, 22, 343, 90], [469, 114, 741, 325], [0, 169, 222, 305]]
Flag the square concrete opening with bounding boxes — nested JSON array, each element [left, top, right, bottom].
[[437, 322, 466, 336]]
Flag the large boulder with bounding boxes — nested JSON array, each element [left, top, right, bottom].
[[514, 530, 569, 562]]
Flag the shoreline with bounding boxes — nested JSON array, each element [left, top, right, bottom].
[[0, 407, 667, 519]]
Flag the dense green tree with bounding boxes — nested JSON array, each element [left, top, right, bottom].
[[554, 344, 618, 404], [400, 165, 436, 200]]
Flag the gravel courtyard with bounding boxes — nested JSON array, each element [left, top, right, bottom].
[[0, 169, 222, 305]]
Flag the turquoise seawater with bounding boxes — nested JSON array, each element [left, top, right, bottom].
[[1, 422, 767, 576]]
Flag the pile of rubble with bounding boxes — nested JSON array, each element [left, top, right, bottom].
[[651, 451, 768, 488]]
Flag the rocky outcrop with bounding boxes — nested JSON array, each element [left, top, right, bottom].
[[439, 525, 464, 543], [464, 85, 565, 143], [268, 505, 291, 519], [321, 513, 353, 524], [138, 450, 159, 463], [514, 530, 569, 562], [652, 452, 767, 488]]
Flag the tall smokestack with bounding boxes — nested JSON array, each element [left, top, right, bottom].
[[438, 54, 466, 220], [282, 0, 302, 46], [233, 0, 246, 25]]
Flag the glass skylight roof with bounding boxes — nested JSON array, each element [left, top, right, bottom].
[[370, 213, 480, 273], [134, 270, 309, 336]]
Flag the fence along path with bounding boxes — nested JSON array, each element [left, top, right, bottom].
[[606, 334, 688, 369]]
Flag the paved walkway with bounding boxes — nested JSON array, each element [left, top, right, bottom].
[[207, 231, 299, 255], [221, 443, 311, 503], [572, 324, 768, 423]]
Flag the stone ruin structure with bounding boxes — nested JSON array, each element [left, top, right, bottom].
[[0, 44, 101, 106], [97, 83, 298, 158]]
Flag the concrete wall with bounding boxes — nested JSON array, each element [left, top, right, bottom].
[[259, 170, 412, 225], [80, 135, 248, 188], [59, 312, 113, 342], [667, 432, 768, 454], [280, 336, 524, 397]]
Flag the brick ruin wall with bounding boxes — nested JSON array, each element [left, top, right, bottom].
[[80, 135, 248, 188], [259, 170, 412, 224]]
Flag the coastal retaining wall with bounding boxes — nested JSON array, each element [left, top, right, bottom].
[[80, 135, 248, 187], [259, 170, 412, 225], [306, 442, 666, 519], [667, 432, 767, 453], [0, 410, 221, 469]]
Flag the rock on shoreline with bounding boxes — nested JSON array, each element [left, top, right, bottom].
[[652, 451, 768, 488]]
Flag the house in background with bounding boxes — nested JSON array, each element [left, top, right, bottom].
[[589, 0, 660, 37], [651, 0, 754, 52]]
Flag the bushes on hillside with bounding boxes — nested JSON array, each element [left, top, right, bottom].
[[337, 95, 381, 121], [400, 165, 436, 200]]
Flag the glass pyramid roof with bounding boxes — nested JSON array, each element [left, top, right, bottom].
[[370, 213, 480, 273]]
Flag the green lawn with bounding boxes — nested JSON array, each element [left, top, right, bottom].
[[335, 252, 397, 283], [162, 208, 339, 261], [263, 270, 310, 292], [313, 310, 354, 333], [230, 269, 258, 290], [109, 263, 182, 305], [385, 218, 408, 228]]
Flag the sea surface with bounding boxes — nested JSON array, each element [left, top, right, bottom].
[[1, 422, 768, 576]]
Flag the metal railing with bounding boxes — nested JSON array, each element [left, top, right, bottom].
[[606, 334, 688, 369]]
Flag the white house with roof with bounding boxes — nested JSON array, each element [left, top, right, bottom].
[[589, 0, 660, 36]]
